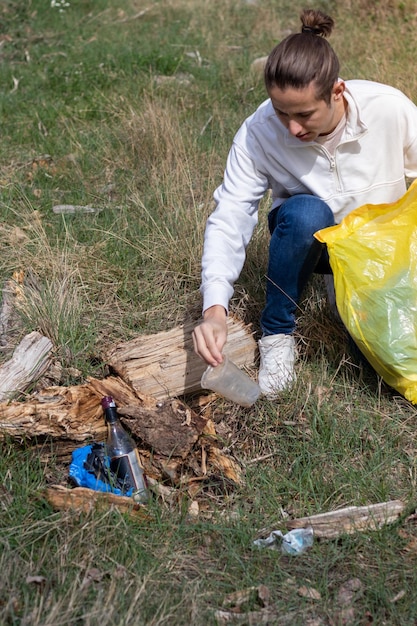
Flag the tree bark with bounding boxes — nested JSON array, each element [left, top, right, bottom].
[[118, 400, 208, 459]]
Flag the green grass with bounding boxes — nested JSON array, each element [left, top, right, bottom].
[[2, 0, 417, 624]]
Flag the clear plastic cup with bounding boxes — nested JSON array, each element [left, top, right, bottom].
[[201, 354, 261, 407]]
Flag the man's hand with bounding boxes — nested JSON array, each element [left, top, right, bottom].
[[192, 305, 227, 366]]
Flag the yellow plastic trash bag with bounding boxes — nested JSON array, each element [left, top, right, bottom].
[[315, 180, 417, 404]]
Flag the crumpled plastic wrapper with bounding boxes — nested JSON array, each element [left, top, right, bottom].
[[253, 527, 314, 555]]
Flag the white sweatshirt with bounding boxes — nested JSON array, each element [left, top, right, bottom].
[[201, 80, 417, 313]]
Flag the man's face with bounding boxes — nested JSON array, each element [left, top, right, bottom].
[[268, 81, 345, 142]]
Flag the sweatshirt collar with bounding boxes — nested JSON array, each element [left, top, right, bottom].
[[342, 83, 368, 141]]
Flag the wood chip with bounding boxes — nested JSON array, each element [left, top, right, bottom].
[[43, 484, 151, 519]]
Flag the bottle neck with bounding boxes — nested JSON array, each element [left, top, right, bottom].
[[104, 407, 119, 424]]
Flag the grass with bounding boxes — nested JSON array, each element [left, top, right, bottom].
[[2, 0, 417, 624]]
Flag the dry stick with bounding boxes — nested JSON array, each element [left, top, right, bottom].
[[115, 8, 152, 23], [284, 500, 406, 539], [246, 452, 279, 465]]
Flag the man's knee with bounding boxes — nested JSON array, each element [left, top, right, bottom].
[[269, 194, 334, 236]]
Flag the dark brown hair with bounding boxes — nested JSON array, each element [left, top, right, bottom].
[[264, 9, 339, 104]]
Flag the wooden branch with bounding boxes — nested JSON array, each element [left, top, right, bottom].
[[43, 484, 150, 518], [0, 331, 53, 401], [104, 315, 257, 400], [285, 500, 406, 539], [52, 204, 102, 215]]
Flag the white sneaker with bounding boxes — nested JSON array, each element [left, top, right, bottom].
[[258, 333, 296, 396]]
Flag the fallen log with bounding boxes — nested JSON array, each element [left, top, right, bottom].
[[284, 500, 406, 539], [105, 315, 257, 401]]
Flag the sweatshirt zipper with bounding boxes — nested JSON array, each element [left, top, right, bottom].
[[319, 145, 342, 193]]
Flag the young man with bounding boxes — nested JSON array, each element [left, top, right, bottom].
[[192, 9, 417, 396]]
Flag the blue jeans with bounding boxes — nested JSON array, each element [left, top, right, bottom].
[[260, 194, 335, 336]]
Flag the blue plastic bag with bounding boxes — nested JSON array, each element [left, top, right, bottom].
[[69, 443, 133, 497]]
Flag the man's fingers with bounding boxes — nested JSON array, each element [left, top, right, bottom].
[[192, 324, 223, 366]]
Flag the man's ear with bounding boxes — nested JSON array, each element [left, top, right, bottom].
[[333, 80, 346, 101]]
